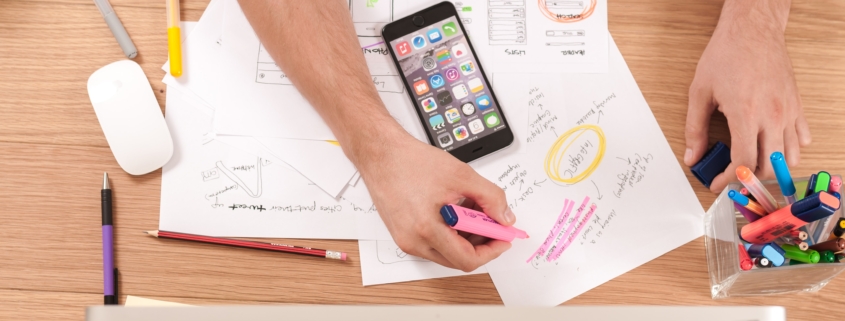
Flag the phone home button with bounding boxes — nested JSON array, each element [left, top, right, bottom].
[[412, 15, 425, 27]]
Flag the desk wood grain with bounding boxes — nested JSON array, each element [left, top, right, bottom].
[[1, 1, 845, 320]]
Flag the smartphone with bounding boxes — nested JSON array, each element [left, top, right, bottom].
[[382, 2, 513, 163]]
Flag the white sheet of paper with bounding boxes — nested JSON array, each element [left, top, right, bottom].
[[160, 0, 369, 198], [160, 88, 378, 239], [124, 296, 191, 307], [162, 0, 222, 113], [479, 37, 704, 306], [358, 240, 486, 286]]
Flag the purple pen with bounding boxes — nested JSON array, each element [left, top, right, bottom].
[[102, 173, 118, 305]]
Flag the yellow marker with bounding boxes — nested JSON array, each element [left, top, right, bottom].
[[167, 0, 182, 77], [544, 124, 606, 184]]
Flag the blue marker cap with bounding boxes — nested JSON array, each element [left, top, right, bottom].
[[770, 152, 796, 197], [745, 242, 786, 267], [728, 190, 750, 206], [690, 142, 731, 188], [439, 205, 459, 226]]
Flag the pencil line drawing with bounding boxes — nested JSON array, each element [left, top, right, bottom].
[[215, 157, 264, 198], [539, 0, 597, 23], [488, 0, 527, 45]]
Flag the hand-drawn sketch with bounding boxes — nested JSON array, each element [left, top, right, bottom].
[[214, 157, 264, 198], [488, 0, 527, 45], [538, 0, 597, 23], [544, 124, 606, 185], [375, 240, 428, 264], [350, 0, 394, 37]]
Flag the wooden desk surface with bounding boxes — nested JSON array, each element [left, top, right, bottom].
[[2, 0, 844, 319]]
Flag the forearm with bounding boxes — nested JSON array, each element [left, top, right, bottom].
[[718, 0, 791, 32], [238, 0, 405, 164]]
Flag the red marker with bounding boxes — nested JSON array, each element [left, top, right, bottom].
[[740, 192, 840, 244], [738, 244, 753, 270]]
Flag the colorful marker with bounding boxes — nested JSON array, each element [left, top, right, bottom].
[[728, 190, 767, 216], [740, 188, 757, 202], [790, 230, 809, 241], [781, 244, 820, 264], [783, 238, 810, 251], [745, 243, 786, 267], [804, 174, 818, 200], [830, 176, 843, 193], [770, 152, 797, 204], [836, 253, 845, 263], [734, 203, 761, 223], [828, 218, 845, 241], [819, 250, 836, 263], [809, 237, 845, 253], [737, 166, 780, 214], [440, 204, 528, 241], [166, 0, 183, 77], [740, 192, 840, 244], [815, 172, 832, 195], [754, 257, 772, 268], [738, 244, 753, 271]]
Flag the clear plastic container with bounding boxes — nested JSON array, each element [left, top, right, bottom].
[[704, 176, 845, 299]]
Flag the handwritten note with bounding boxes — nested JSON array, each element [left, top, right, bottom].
[[483, 38, 704, 307]]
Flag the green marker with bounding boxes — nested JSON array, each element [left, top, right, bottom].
[[781, 244, 820, 264], [819, 250, 836, 263], [815, 171, 832, 194]]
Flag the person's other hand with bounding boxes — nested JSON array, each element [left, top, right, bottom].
[[354, 125, 514, 272], [684, 1, 811, 193]]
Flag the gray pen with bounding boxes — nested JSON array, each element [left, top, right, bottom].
[[93, 0, 138, 59]]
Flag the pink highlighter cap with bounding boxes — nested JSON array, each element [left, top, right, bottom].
[[440, 204, 528, 242], [341, 253, 347, 261]]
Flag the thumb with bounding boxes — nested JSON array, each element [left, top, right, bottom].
[[684, 85, 716, 166], [459, 172, 515, 226]]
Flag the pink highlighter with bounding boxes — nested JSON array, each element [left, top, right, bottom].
[[440, 204, 529, 242]]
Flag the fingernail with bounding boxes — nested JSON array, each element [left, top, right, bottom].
[[503, 208, 515, 224], [684, 148, 693, 165]]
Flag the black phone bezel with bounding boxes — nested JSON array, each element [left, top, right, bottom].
[[381, 1, 514, 163]]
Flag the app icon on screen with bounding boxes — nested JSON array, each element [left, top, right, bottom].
[[437, 91, 453, 105], [429, 74, 445, 89], [459, 61, 476, 75], [412, 35, 426, 50], [422, 56, 437, 71], [396, 41, 411, 57], [429, 114, 445, 130], [445, 108, 461, 124], [453, 126, 469, 141], [467, 78, 484, 93], [438, 132, 453, 148], [469, 119, 485, 134], [413, 79, 429, 95], [475, 95, 491, 111], [484, 112, 501, 128], [451, 43, 468, 59], [421, 97, 437, 112], [442, 22, 458, 37], [452, 84, 469, 100], [436, 49, 452, 65], [427, 29, 443, 43], [444, 67, 460, 82], [461, 102, 476, 116]]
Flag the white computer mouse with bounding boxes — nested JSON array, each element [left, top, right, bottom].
[[88, 60, 173, 175]]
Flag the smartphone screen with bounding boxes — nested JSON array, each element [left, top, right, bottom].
[[387, 16, 508, 153]]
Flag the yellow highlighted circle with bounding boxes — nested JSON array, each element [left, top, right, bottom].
[[544, 124, 606, 184]]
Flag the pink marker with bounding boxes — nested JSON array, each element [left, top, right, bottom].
[[830, 176, 842, 193], [440, 204, 528, 241]]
